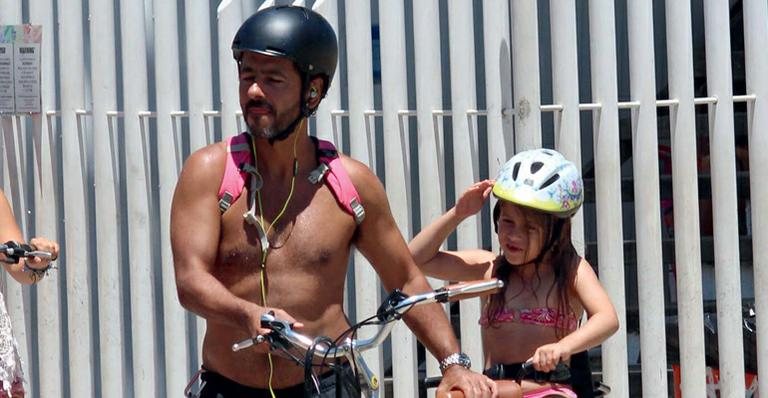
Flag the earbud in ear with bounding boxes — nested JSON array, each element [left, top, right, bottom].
[[309, 87, 318, 98]]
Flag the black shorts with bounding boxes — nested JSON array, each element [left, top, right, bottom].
[[198, 364, 360, 398]]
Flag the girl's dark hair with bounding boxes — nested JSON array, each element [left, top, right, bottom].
[[486, 201, 580, 338]]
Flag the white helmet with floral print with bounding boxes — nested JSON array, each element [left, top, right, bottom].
[[492, 148, 583, 218]]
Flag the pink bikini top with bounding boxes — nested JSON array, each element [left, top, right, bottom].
[[479, 307, 579, 331]]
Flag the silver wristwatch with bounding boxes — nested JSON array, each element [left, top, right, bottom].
[[439, 352, 472, 373]]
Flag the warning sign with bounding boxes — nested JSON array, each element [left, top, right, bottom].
[[0, 25, 41, 114]]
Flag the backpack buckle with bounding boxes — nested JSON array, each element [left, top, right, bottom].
[[219, 192, 234, 213], [308, 163, 330, 184], [350, 198, 365, 225]]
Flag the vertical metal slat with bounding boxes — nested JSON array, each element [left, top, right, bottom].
[[119, 0, 155, 395], [510, 0, 542, 150], [447, 0, 483, 371], [344, 2, 385, 394], [703, 2, 745, 396], [379, 1, 417, 395], [89, 0, 124, 395], [28, 0, 64, 395], [549, 0, 585, 256], [587, 1, 628, 394], [626, 1, 668, 396], [59, 0, 95, 394], [154, 0, 188, 395], [665, 0, 707, 396], [743, 1, 768, 394]]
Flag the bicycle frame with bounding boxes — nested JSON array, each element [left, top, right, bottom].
[[231, 279, 504, 397]]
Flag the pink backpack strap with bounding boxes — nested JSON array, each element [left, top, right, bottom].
[[309, 138, 365, 224], [217, 133, 365, 224], [218, 133, 252, 213]]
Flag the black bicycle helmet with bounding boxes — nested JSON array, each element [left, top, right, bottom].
[[232, 5, 338, 99]]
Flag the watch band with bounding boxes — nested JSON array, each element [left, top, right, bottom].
[[439, 352, 472, 373]]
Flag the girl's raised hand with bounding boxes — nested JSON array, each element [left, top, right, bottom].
[[454, 180, 495, 219]]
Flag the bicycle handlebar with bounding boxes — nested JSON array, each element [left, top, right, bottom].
[[0, 241, 52, 264], [231, 279, 504, 355]]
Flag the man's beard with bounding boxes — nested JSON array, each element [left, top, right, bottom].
[[247, 123, 278, 139], [243, 100, 302, 141]]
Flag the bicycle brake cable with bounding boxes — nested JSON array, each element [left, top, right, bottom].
[[305, 335, 335, 396]]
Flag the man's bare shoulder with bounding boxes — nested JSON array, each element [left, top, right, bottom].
[[184, 141, 228, 171], [172, 141, 231, 208], [337, 154, 373, 178], [337, 155, 388, 207], [178, 142, 228, 185]]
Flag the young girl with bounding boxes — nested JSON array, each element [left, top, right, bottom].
[[410, 149, 618, 398]]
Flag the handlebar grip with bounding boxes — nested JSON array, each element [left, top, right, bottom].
[[232, 335, 265, 352], [26, 250, 52, 260], [442, 279, 504, 302], [434, 380, 522, 398]]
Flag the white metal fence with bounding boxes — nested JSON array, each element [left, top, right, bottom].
[[0, 0, 764, 397]]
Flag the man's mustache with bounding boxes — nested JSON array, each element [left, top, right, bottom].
[[246, 100, 274, 113]]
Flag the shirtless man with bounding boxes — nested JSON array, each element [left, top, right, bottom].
[[171, 5, 496, 398]]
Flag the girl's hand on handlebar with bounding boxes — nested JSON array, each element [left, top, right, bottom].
[[529, 342, 570, 373], [437, 366, 497, 398], [26, 237, 59, 269], [454, 180, 494, 220]]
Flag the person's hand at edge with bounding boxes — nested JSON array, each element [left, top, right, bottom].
[[436, 366, 497, 398]]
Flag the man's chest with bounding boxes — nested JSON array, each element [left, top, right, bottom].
[[214, 186, 356, 281]]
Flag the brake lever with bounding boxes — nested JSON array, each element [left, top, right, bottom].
[[231, 313, 297, 352], [260, 316, 295, 351], [375, 289, 409, 321]]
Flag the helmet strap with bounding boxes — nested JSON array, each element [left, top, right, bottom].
[[266, 76, 313, 144], [267, 113, 305, 144]]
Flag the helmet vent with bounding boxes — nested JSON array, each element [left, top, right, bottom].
[[530, 161, 544, 174], [512, 162, 521, 180], [540, 174, 560, 189]]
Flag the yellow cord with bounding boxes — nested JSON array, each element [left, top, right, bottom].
[[250, 121, 303, 398], [252, 123, 301, 267], [261, 268, 277, 398]]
